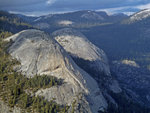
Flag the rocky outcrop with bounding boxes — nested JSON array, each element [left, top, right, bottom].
[[52, 28, 110, 76], [6, 29, 108, 113], [113, 60, 140, 68], [52, 28, 121, 93], [0, 100, 23, 113]]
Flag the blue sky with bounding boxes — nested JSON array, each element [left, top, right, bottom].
[[0, 0, 150, 16]]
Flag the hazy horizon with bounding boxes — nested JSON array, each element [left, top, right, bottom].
[[0, 0, 150, 16]]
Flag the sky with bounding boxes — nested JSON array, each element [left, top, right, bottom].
[[0, 0, 150, 16]]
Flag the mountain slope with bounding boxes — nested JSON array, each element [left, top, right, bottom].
[[122, 9, 150, 24], [51, 28, 122, 94], [52, 28, 110, 75], [6, 29, 108, 113], [79, 9, 150, 111], [27, 10, 127, 32], [51, 28, 150, 113]]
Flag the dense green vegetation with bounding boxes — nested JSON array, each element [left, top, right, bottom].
[[0, 28, 68, 113], [24, 75, 63, 92]]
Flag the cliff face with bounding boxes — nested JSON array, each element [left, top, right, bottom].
[[52, 28, 110, 76], [52, 28, 121, 93], [5, 29, 108, 113]]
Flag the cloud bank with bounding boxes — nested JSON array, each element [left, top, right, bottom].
[[0, 0, 150, 16]]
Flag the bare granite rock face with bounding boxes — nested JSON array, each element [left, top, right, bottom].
[[6, 29, 108, 113], [52, 28, 110, 76], [52, 28, 121, 93], [0, 100, 24, 113]]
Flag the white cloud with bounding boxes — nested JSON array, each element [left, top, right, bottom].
[[123, 12, 135, 15], [7, 1, 150, 16], [136, 3, 150, 9], [9, 11, 51, 17], [97, 3, 150, 16], [46, 0, 57, 5], [97, 6, 133, 15], [9, 10, 73, 17]]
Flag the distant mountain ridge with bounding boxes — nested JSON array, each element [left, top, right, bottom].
[[15, 10, 127, 31]]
